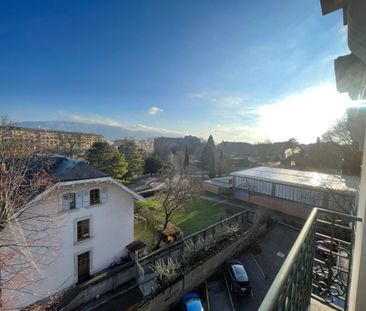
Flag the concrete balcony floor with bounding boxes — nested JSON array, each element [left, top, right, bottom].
[[310, 298, 336, 311]]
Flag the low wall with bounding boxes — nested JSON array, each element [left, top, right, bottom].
[[138, 224, 265, 311], [61, 210, 255, 310], [63, 262, 136, 311]]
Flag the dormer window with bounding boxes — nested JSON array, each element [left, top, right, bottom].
[[90, 189, 100, 205], [62, 193, 76, 210]]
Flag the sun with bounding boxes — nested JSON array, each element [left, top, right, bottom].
[[255, 84, 360, 143]]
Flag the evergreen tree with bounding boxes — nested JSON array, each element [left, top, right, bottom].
[[106, 152, 129, 180], [183, 146, 189, 171], [144, 156, 163, 175], [201, 134, 216, 170], [218, 148, 224, 176], [128, 151, 144, 177], [207, 134, 215, 149], [208, 149, 216, 178], [86, 142, 129, 180], [86, 142, 111, 171]]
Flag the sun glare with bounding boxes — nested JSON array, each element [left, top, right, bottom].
[[256, 84, 361, 143]]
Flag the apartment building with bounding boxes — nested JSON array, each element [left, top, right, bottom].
[[0, 126, 104, 155]]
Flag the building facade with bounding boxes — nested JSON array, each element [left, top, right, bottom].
[[231, 167, 357, 218], [0, 126, 104, 155], [0, 156, 141, 309]]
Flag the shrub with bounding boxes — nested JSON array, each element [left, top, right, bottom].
[[152, 258, 181, 288]]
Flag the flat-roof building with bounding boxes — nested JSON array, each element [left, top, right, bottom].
[[231, 167, 357, 218]]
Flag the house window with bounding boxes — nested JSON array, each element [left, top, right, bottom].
[[77, 219, 90, 241], [62, 193, 76, 210], [90, 189, 100, 205]]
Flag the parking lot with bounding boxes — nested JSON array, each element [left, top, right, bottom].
[[205, 223, 300, 311], [97, 222, 300, 311]]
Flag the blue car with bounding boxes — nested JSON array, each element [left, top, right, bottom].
[[180, 292, 204, 311]]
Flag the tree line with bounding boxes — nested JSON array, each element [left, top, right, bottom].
[[85, 141, 163, 181]]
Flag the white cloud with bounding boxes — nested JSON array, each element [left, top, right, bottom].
[[71, 115, 121, 127], [188, 92, 207, 99], [130, 124, 185, 135], [205, 125, 264, 143], [148, 106, 164, 116], [70, 114, 185, 136], [215, 96, 245, 108], [188, 91, 247, 109]]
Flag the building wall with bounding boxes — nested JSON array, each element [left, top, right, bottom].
[[1, 180, 134, 309], [350, 130, 366, 311], [202, 182, 220, 194], [249, 194, 312, 219], [232, 176, 355, 214], [0, 126, 104, 155]]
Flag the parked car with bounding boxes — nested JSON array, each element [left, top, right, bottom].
[[180, 292, 204, 311], [225, 259, 251, 296], [316, 239, 338, 257]]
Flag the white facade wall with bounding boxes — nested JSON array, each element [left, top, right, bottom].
[[2, 180, 134, 310], [350, 131, 366, 310]]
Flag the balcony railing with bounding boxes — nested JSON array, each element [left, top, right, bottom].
[[259, 208, 361, 311]]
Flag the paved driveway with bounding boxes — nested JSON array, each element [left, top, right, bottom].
[[208, 223, 300, 311]]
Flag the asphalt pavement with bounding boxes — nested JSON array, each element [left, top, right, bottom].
[[206, 223, 300, 311]]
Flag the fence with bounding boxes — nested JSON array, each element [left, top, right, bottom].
[[137, 223, 264, 311], [60, 209, 255, 309], [136, 209, 254, 296]]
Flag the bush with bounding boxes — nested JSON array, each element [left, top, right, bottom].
[[152, 258, 181, 288]]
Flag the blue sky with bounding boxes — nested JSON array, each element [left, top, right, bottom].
[[0, 0, 355, 143]]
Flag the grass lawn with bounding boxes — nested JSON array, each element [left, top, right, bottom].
[[134, 221, 156, 251], [134, 197, 244, 248], [170, 198, 243, 236]]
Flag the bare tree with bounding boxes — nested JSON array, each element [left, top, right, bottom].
[[56, 132, 82, 158], [154, 164, 198, 249], [0, 116, 62, 309], [322, 115, 356, 150]]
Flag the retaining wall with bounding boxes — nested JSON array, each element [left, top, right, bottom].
[[138, 223, 266, 311]]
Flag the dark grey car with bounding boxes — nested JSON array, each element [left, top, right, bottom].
[[225, 259, 252, 296]]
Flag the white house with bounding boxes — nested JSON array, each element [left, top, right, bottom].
[[0, 156, 143, 310]]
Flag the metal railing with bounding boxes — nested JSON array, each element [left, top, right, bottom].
[[136, 209, 255, 296], [259, 208, 361, 311]]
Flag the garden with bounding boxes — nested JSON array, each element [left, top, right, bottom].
[[134, 197, 243, 250]]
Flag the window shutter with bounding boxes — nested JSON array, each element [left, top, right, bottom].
[[76, 191, 83, 208], [101, 188, 108, 204], [83, 190, 90, 207], [62, 194, 70, 211]]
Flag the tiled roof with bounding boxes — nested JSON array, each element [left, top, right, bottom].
[[28, 155, 108, 182]]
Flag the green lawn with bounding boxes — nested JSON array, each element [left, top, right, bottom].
[[134, 221, 156, 250], [170, 198, 243, 236], [134, 197, 243, 246]]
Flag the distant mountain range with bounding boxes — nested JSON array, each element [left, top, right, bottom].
[[17, 121, 183, 140]]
